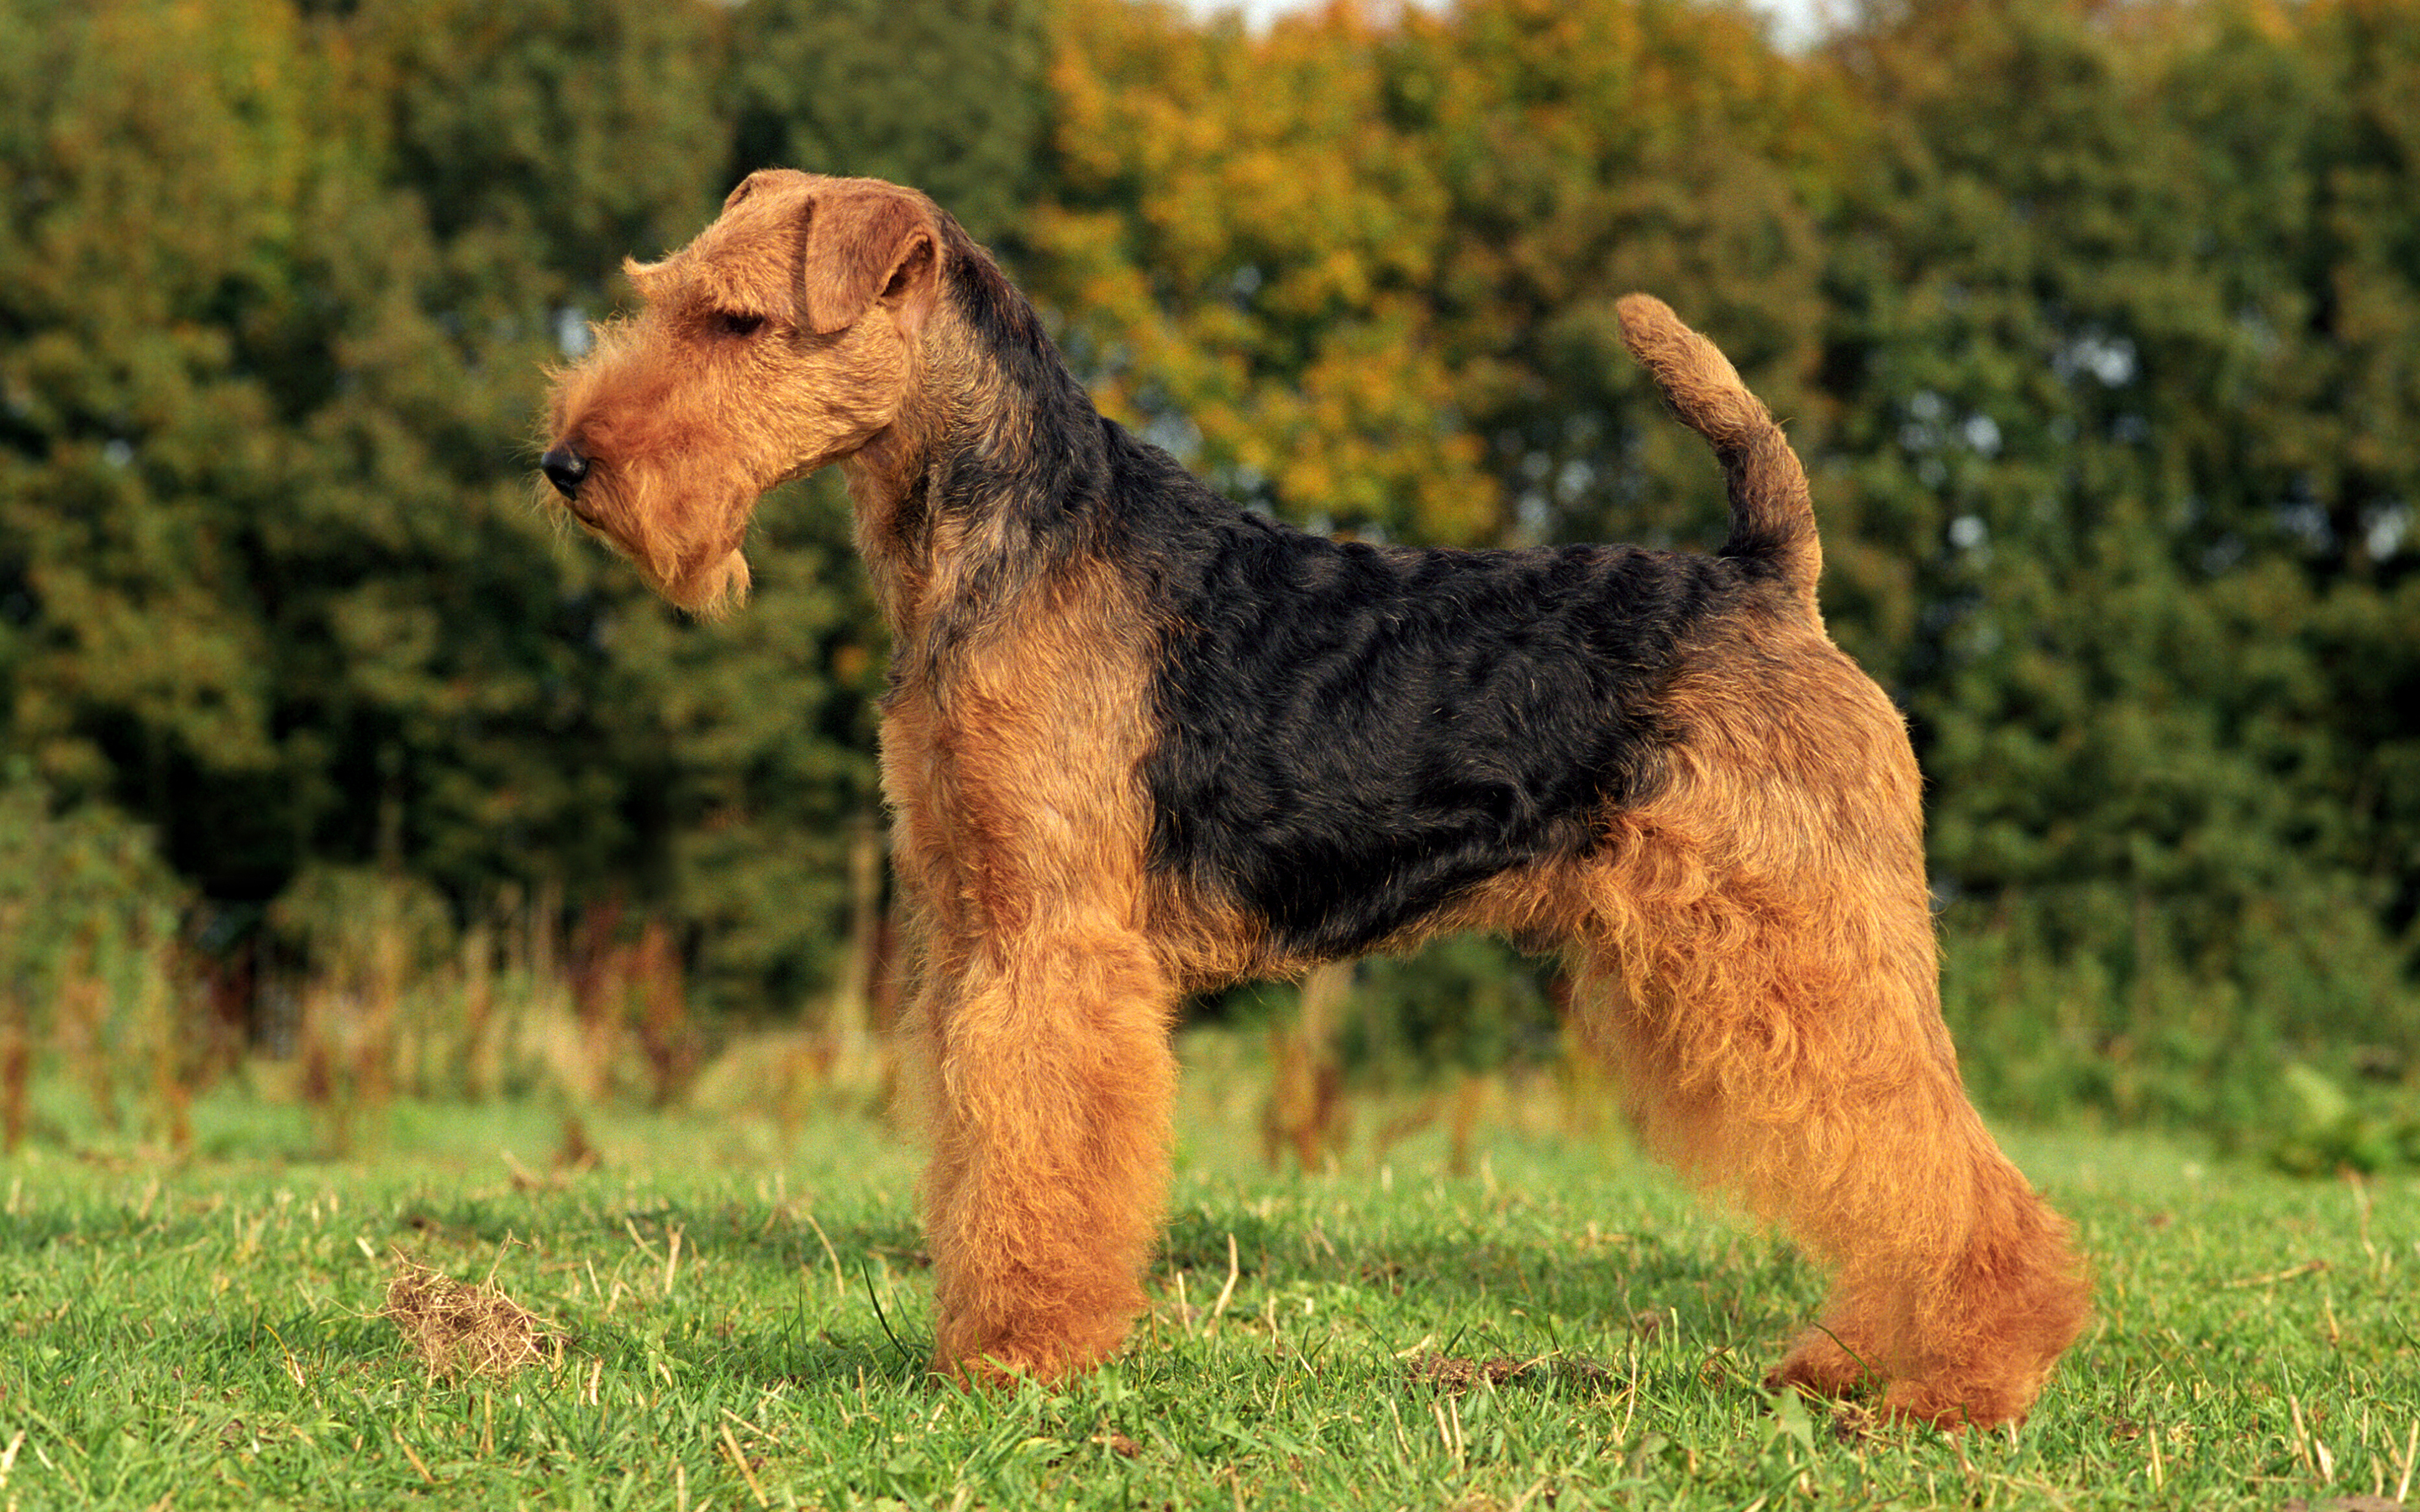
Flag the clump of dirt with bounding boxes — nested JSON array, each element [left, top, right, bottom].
[[1408, 1352, 1528, 1391], [1408, 1351, 1616, 1395], [381, 1259, 556, 1378]]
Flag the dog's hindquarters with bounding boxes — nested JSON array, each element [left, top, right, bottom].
[[1581, 303, 2092, 1424], [1565, 630, 2089, 1425]]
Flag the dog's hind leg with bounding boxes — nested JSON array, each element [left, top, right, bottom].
[[1572, 869, 2088, 1425], [1566, 650, 2089, 1428]]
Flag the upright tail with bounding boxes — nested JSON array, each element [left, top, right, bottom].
[[1616, 294, 1819, 613]]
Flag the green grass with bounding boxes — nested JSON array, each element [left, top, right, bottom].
[[3, 1038, 2417, 1510]]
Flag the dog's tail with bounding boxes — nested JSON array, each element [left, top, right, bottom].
[[1616, 294, 1819, 612]]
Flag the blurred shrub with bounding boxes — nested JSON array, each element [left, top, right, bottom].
[[0, 768, 184, 1145]]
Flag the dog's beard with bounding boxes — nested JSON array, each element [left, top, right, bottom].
[[563, 460, 757, 618]]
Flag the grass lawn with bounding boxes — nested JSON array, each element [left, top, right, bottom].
[[2, 1037, 2415, 1510]]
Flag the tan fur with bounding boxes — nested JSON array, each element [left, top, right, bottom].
[[544, 174, 941, 614], [539, 174, 2088, 1429], [1561, 617, 2088, 1425], [881, 557, 1176, 1378]]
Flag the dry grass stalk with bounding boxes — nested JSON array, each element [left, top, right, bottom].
[[0, 1021, 29, 1153], [381, 1258, 557, 1379], [459, 920, 496, 1102], [630, 918, 692, 1107], [1261, 959, 1352, 1172], [58, 943, 115, 1131]]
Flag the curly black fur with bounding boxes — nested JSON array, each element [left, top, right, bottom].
[[1120, 455, 1767, 958]]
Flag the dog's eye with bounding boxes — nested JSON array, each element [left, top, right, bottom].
[[715, 312, 765, 339]]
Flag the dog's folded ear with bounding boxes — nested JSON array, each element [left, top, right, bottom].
[[799, 184, 942, 339]]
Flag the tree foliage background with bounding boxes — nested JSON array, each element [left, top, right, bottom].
[[2, 0, 2415, 1137]]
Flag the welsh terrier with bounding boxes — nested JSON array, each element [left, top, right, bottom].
[[539, 170, 2091, 1427]]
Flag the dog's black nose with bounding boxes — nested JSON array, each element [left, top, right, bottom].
[[539, 445, 589, 499]]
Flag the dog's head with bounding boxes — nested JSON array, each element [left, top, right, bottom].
[[538, 171, 945, 614]]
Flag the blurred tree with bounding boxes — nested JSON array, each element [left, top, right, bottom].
[[0, 0, 1044, 1016], [1394, 0, 1840, 551], [1821, 0, 2420, 1106], [327, 0, 883, 1012], [3, 0, 2415, 1103], [1032, 0, 1833, 546], [1033, 0, 1494, 543], [0, 0, 337, 884], [727, 0, 1050, 245]]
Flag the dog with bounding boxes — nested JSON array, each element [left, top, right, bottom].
[[539, 170, 2090, 1427]]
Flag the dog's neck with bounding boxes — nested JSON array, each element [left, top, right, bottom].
[[841, 228, 1113, 672]]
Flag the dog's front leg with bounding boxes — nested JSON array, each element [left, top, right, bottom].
[[899, 916, 1178, 1381]]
